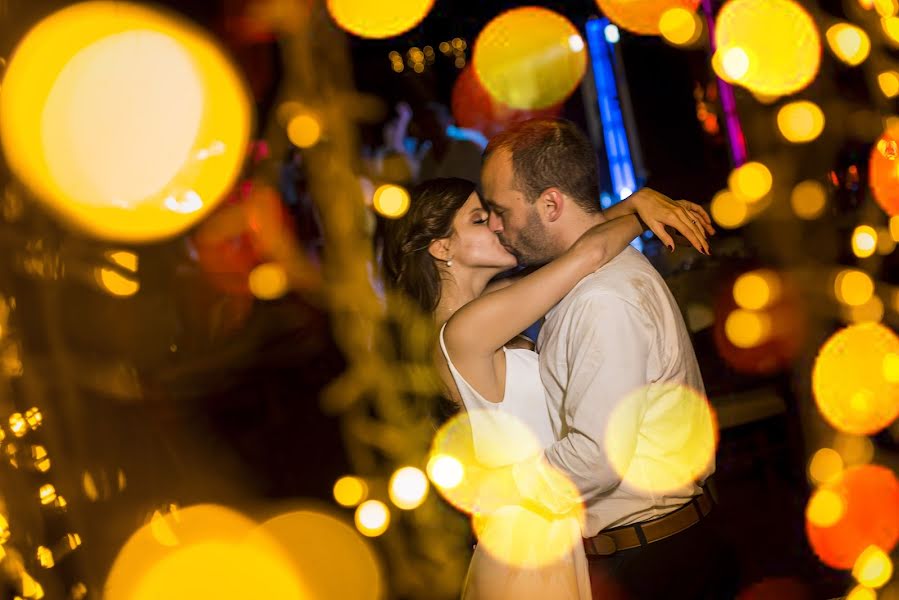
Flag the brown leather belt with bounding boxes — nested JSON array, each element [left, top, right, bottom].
[[583, 488, 715, 557]]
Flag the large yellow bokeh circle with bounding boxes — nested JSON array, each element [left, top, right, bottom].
[[473, 7, 587, 110], [597, 0, 701, 35], [104, 505, 306, 599], [714, 0, 821, 97], [327, 0, 434, 39], [812, 323, 899, 435], [0, 2, 252, 243]]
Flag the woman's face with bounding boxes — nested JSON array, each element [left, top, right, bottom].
[[447, 191, 518, 272]]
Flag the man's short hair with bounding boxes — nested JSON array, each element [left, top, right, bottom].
[[484, 118, 601, 213]]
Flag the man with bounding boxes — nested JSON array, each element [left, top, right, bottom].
[[480, 118, 736, 599]]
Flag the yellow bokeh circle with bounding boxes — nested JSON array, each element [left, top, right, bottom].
[[388, 466, 429, 510], [286, 114, 321, 148], [251, 509, 383, 600], [826, 23, 871, 66], [725, 309, 771, 348], [710, 189, 749, 229], [733, 269, 782, 311], [0, 2, 252, 243], [248, 263, 289, 300], [791, 180, 827, 219], [806, 488, 846, 527], [333, 476, 368, 507], [659, 7, 703, 46], [596, 0, 700, 35], [327, 0, 434, 39], [428, 410, 543, 514], [852, 225, 878, 259], [355, 500, 390, 537], [777, 101, 825, 143], [808, 447, 844, 485], [853, 545, 894, 589], [372, 184, 411, 219], [604, 384, 717, 494], [728, 162, 772, 203], [835, 269, 875, 307], [714, 0, 821, 96], [473, 7, 587, 110], [105, 504, 306, 600], [472, 504, 584, 571], [812, 322, 899, 435]]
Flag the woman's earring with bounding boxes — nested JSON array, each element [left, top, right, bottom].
[[446, 258, 453, 267]]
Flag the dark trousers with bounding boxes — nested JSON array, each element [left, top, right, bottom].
[[587, 511, 739, 600]]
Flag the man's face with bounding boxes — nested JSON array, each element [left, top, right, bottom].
[[481, 149, 553, 265]]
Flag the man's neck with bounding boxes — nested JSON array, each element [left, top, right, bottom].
[[552, 210, 609, 255]]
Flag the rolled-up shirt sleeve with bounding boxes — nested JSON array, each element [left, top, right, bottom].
[[513, 292, 651, 511]]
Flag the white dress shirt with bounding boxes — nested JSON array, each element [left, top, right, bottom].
[[518, 247, 713, 538]]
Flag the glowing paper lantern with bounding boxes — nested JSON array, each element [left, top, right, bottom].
[[451, 66, 562, 140], [869, 126, 899, 216], [812, 323, 899, 435], [596, 0, 700, 35], [473, 7, 587, 110], [714, 0, 821, 97], [0, 2, 252, 243], [806, 465, 899, 569], [327, 0, 434, 39]]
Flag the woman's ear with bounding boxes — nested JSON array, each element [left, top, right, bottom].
[[428, 237, 452, 262], [541, 188, 565, 222]]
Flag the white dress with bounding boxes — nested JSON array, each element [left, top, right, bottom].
[[438, 325, 591, 600]]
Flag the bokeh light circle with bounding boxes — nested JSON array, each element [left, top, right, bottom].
[[251, 509, 383, 600], [729, 162, 772, 203], [853, 545, 894, 589], [428, 410, 542, 514], [372, 184, 410, 219], [711, 189, 749, 229], [777, 101, 825, 143], [472, 504, 584, 570], [0, 1, 252, 243], [714, 0, 821, 96], [105, 504, 305, 599], [808, 447, 844, 486], [388, 466, 429, 510], [355, 500, 390, 537], [596, 0, 700, 35], [826, 23, 871, 66], [812, 323, 899, 435], [806, 465, 899, 569], [604, 383, 717, 494], [853, 225, 878, 259], [326, 0, 434, 39], [451, 66, 562, 140], [869, 126, 899, 216], [473, 7, 587, 110], [835, 269, 875, 307], [725, 309, 771, 348], [791, 180, 827, 219], [659, 7, 703, 46], [733, 269, 782, 311], [806, 488, 846, 527], [333, 476, 368, 507]]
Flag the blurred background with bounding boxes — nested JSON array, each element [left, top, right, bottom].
[[0, 0, 897, 598]]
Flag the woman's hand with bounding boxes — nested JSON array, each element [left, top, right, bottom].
[[626, 188, 715, 255]]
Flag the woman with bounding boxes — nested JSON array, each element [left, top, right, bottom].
[[382, 178, 713, 599]]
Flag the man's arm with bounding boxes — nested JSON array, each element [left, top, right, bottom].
[[513, 292, 652, 511]]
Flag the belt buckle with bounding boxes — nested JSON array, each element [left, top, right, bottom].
[[590, 534, 617, 556]]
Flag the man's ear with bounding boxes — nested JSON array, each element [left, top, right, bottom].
[[428, 237, 452, 262], [540, 188, 565, 223]]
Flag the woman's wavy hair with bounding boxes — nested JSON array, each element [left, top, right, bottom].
[[381, 177, 477, 313]]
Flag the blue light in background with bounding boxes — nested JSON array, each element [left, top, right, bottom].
[[586, 17, 642, 252]]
